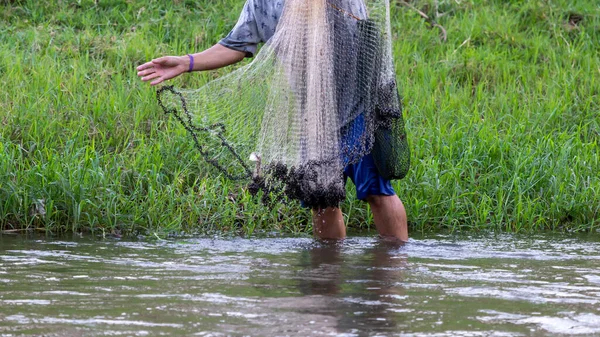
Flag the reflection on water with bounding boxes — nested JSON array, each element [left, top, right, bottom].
[[291, 241, 408, 335], [0, 234, 600, 336]]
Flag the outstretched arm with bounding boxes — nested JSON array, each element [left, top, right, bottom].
[[137, 44, 246, 86]]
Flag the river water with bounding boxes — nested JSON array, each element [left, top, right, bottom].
[[1, 233, 599, 336]]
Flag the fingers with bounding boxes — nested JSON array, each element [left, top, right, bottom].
[[141, 72, 161, 82], [136, 56, 168, 73], [137, 68, 155, 77], [136, 61, 155, 71], [137, 56, 181, 85]]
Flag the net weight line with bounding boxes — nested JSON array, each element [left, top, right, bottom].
[[156, 85, 253, 181]]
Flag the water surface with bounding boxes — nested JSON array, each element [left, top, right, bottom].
[[1, 234, 599, 336]]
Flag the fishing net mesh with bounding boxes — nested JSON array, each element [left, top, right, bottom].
[[157, 0, 409, 209]]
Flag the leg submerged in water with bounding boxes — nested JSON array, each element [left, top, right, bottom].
[[367, 194, 408, 242], [310, 195, 407, 242], [312, 207, 346, 240]]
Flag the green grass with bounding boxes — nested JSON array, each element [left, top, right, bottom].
[[0, 0, 598, 237]]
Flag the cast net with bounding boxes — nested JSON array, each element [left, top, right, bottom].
[[157, 0, 409, 209]]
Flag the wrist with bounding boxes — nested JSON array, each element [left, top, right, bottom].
[[186, 54, 194, 72], [179, 54, 193, 72]]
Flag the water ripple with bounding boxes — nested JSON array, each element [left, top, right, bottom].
[[1, 234, 599, 336]]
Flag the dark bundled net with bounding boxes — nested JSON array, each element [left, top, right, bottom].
[[157, 0, 409, 209]]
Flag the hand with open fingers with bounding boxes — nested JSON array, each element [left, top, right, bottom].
[[137, 56, 189, 86]]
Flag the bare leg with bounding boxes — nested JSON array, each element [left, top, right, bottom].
[[367, 194, 408, 242], [312, 207, 346, 240]]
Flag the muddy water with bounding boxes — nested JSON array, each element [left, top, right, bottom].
[[1, 234, 599, 336]]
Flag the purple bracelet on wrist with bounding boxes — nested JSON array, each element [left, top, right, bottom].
[[187, 54, 194, 72]]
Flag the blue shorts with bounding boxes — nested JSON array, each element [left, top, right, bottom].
[[341, 113, 395, 201], [344, 153, 396, 201]]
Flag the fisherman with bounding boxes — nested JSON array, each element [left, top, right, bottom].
[[137, 0, 408, 241]]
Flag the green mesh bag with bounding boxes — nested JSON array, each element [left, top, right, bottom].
[[371, 81, 410, 180], [357, 19, 410, 180]]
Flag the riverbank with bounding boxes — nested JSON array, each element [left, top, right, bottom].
[[1, 0, 598, 236]]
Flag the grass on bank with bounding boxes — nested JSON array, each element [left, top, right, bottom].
[[0, 0, 598, 237]]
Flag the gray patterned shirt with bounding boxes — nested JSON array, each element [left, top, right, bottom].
[[219, 0, 367, 57], [219, 0, 285, 57]]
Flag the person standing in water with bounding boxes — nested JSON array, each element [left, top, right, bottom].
[[137, 0, 408, 241]]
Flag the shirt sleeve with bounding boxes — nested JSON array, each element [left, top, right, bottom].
[[219, 0, 261, 58]]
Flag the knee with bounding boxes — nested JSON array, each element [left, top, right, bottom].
[[367, 194, 406, 213], [366, 194, 394, 208]]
